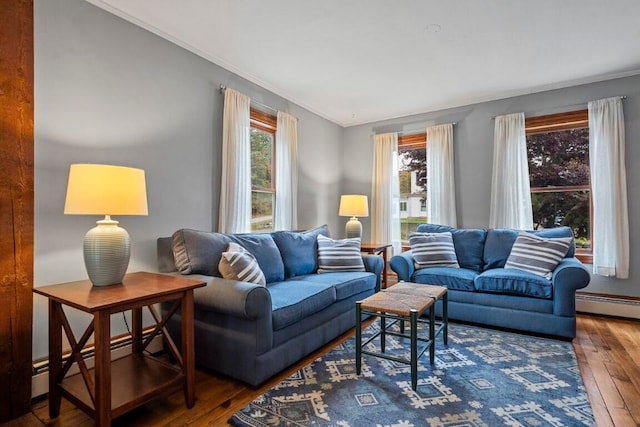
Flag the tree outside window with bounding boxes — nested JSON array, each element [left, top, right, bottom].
[[250, 108, 276, 232], [525, 110, 592, 254]]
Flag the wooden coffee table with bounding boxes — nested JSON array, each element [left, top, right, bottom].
[[33, 272, 206, 426], [355, 282, 448, 390]]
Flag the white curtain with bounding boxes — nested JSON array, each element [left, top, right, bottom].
[[371, 133, 401, 254], [218, 88, 252, 233], [274, 111, 298, 230], [489, 112, 533, 229], [588, 97, 629, 278], [426, 123, 457, 227]]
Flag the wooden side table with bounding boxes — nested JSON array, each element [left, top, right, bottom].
[[33, 272, 206, 426], [361, 243, 392, 289]]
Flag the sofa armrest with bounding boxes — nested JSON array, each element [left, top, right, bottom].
[[362, 254, 384, 292], [185, 274, 272, 320], [389, 251, 415, 282], [552, 258, 591, 317]]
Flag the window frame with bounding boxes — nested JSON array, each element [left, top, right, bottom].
[[525, 109, 593, 264], [249, 107, 277, 232]]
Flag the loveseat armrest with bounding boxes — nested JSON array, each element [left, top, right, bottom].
[[362, 254, 384, 291], [552, 258, 591, 317], [389, 251, 415, 282], [187, 274, 272, 320]]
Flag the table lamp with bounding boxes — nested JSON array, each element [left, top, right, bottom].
[[64, 164, 148, 286], [339, 195, 369, 239]]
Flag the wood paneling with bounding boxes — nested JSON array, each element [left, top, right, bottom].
[[0, 0, 34, 423]]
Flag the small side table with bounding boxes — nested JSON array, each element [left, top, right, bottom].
[[33, 272, 206, 426], [361, 243, 392, 289]]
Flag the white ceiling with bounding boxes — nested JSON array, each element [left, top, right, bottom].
[[86, 0, 640, 127]]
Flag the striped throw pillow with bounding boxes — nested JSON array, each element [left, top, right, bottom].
[[504, 232, 573, 279], [410, 232, 460, 269], [317, 235, 365, 273], [218, 242, 266, 285]]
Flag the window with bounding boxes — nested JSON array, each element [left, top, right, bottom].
[[397, 133, 427, 241], [525, 110, 592, 262], [250, 108, 276, 232]]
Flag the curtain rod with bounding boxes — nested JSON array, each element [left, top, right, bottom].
[[219, 84, 280, 116], [490, 95, 627, 120], [374, 122, 457, 137]]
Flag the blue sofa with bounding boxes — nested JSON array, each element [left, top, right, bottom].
[[389, 224, 591, 339], [157, 225, 383, 386]]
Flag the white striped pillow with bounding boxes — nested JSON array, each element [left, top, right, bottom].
[[504, 232, 573, 279], [317, 235, 365, 273], [218, 242, 266, 285], [410, 232, 460, 269]]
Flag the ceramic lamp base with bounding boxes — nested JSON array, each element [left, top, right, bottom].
[[345, 217, 362, 239], [83, 216, 130, 286]]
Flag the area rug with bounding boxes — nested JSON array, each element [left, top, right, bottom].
[[229, 322, 594, 427]]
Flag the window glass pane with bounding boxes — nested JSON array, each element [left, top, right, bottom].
[[527, 128, 589, 188], [531, 190, 591, 249], [251, 191, 273, 231], [398, 147, 426, 241], [251, 128, 273, 190]]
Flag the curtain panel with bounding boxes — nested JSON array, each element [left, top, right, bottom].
[[489, 112, 533, 230], [588, 97, 629, 278], [426, 123, 457, 227], [274, 111, 298, 230], [371, 132, 401, 255], [218, 88, 252, 233]]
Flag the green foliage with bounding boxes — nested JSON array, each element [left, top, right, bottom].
[[251, 129, 273, 189], [399, 148, 427, 192], [527, 128, 590, 247]]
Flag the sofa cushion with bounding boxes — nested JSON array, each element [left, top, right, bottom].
[[483, 226, 576, 270], [474, 268, 553, 299], [268, 281, 336, 330], [416, 224, 486, 272], [272, 224, 330, 278], [412, 267, 478, 291], [294, 271, 376, 301], [504, 232, 573, 279], [410, 232, 460, 268], [218, 242, 266, 286], [172, 229, 231, 276], [317, 235, 365, 272], [229, 233, 285, 283]]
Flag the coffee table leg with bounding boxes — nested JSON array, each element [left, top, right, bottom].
[[356, 302, 362, 375], [410, 309, 418, 391], [429, 305, 436, 364], [380, 312, 386, 353], [442, 293, 448, 345]]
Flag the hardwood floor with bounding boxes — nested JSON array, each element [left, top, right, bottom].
[[6, 313, 640, 426]]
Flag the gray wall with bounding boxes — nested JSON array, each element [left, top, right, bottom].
[[33, 0, 344, 360], [344, 74, 640, 299]]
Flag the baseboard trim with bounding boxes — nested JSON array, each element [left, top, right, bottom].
[[31, 333, 164, 399], [576, 292, 640, 320]]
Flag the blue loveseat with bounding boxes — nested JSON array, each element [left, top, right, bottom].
[[157, 225, 383, 386], [390, 224, 591, 339]]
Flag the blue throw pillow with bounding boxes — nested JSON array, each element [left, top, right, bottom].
[[230, 233, 286, 283], [416, 224, 486, 272], [172, 229, 231, 277], [272, 225, 330, 278]]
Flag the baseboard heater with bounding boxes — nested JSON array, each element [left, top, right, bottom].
[[576, 292, 640, 320], [31, 330, 164, 399]]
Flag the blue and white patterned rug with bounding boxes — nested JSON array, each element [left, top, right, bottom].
[[229, 322, 593, 426]]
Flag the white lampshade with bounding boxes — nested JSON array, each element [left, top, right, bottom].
[[64, 164, 148, 286], [339, 195, 369, 239], [339, 195, 369, 218]]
